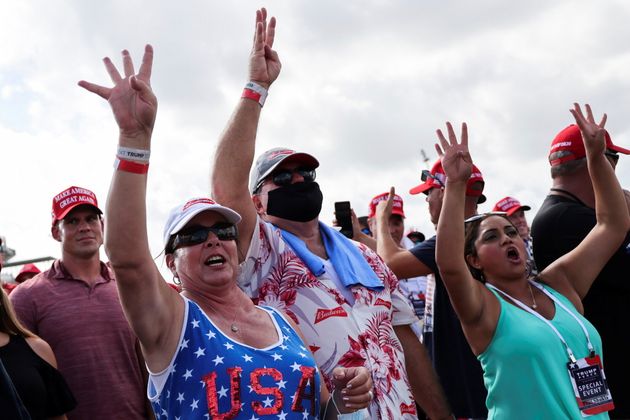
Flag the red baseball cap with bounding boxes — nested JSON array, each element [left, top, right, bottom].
[[492, 196, 531, 216], [549, 124, 630, 166], [409, 160, 486, 204], [52, 186, 102, 224], [368, 192, 405, 218], [15, 263, 41, 283]]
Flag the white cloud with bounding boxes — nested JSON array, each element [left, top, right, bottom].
[[2, 0, 630, 279]]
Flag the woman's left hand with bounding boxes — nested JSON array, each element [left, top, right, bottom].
[[330, 366, 373, 412]]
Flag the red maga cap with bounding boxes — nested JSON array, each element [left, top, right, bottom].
[[492, 196, 531, 216], [409, 160, 487, 203], [52, 186, 102, 224], [368, 192, 405, 218], [15, 263, 41, 283], [549, 124, 630, 166]]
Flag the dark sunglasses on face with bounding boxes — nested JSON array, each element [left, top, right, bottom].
[[421, 170, 445, 188], [605, 150, 619, 163], [171, 223, 238, 251], [269, 167, 317, 187], [465, 211, 508, 224]]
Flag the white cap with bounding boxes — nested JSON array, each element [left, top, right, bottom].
[[162, 198, 242, 247]]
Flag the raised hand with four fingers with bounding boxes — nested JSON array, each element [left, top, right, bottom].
[[78, 45, 157, 144]]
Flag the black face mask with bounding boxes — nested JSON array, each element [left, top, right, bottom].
[[266, 182, 323, 222]]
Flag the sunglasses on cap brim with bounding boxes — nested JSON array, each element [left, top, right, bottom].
[[170, 223, 238, 251], [421, 170, 445, 188], [465, 212, 508, 224], [605, 150, 619, 163]]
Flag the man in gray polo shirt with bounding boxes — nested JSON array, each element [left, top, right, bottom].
[[10, 186, 150, 420]]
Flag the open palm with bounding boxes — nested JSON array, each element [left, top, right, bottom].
[[79, 45, 157, 140]]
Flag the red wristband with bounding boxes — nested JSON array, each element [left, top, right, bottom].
[[242, 88, 261, 101], [114, 158, 149, 174], [241, 81, 268, 107]]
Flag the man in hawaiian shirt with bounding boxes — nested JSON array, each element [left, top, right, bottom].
[[211, 8, 452, 420]]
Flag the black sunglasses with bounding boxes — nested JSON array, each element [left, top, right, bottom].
[[465, 212, 508, 224], [605, 150, 619, 163], [421, 170, 445, 188], [270, 167, 316, 187], [170, 223, 238, 251]]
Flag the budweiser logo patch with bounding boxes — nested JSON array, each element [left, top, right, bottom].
[[314, 306, 348, 324], [400, 403, 416, 414], [374, 298, 392, 309]]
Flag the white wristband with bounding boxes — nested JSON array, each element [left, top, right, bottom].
[[117, 146, 151, 162], [242, 81, 268, 107]]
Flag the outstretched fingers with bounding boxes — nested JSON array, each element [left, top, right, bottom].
[[77, 80, 111, 100], [122, 50, 135, 78], [446, 121, 458, 146], [253, 20, 264, 54], [253, 8, 276, 49], [571, 103, 606, 131], [461, 122, 468, 147], [103, 56, 123, 84], [137, 44, 154, 84], [436, 127, 449, 154], [261, 8, 268, 43], [267, 16, 276, 48], [570, 104, 586, 131], [585, 103, 595, 123]]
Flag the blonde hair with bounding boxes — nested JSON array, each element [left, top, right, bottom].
[[0, 288, 34, 337]]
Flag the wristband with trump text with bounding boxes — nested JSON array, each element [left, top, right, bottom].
[[117, 146, 151, 162]]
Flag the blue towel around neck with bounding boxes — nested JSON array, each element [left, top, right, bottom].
[[278, 222, 384, 291]]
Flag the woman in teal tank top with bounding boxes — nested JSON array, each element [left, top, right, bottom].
[[429, 104, 629, 418]]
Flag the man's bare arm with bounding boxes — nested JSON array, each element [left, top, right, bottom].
[[211, 8, 281, 259], [394, 325, 452, 420]]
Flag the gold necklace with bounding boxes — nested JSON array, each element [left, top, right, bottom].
[[527, 283, 538, 309]]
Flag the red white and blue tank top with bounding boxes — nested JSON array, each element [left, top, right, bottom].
[[148, 297, 321, 419]]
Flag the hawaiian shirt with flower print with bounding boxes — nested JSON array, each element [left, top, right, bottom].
[[238, 217, 419, 420]]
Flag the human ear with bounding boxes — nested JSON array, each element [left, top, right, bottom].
[[165, 253, 177, 276], [51, 224, 62, 242], [252, 194, 266, 215], [466, 253, 482, 270]]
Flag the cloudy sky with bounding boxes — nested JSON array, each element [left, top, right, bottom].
[[2, 0, 630, 279]]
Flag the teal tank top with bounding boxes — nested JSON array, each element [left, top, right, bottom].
[[478, 284, 609, 419]]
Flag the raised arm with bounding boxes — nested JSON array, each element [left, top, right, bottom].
[[375, 190, 434, 278], [211, 8, 281, 258], [542, 104, 630, 304], [434, 123, 494, 337], [78, 46, 181, 365], [349, 209, 377, 251]]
